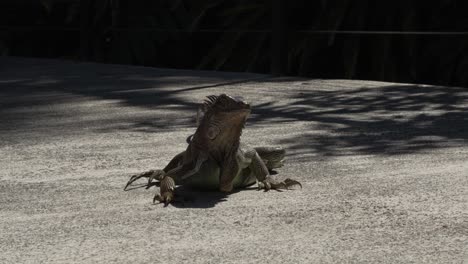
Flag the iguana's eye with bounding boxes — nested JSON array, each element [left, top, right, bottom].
[[207, 126, 220, 139]]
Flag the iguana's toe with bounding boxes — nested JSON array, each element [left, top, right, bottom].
[[124, 169, 165, 190], [153, 192, 173, 206], [283, 178, 302, 189], [258, 177, 301, 191], [257, 180, 271, 191], [145, 170, 165, 189]]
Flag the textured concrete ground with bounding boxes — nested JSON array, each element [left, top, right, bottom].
[[0, 57, 467, 263]]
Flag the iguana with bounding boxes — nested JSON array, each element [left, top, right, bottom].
[[124, 94, 301, 205]]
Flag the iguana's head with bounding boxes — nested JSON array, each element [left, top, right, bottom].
[[197, 94, 250, 145], [203, 94, 250, 115]]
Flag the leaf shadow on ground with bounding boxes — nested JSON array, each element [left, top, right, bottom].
[[0, 57, 266, 135], [1, 58, 467, 158], [250, 83, 468, 158]]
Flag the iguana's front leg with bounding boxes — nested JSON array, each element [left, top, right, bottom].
[[153, 153, 207, 204], [124, 148, 208, 204], [249, 152, 301, 191]]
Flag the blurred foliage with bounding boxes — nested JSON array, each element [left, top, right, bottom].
[[1, 0, 468, 87]]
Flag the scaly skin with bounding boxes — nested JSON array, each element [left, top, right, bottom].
[[124, 94, 301, 205]]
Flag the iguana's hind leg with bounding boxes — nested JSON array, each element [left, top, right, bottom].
[[254, 147, 285, 171], [250, 152, 301, 191]]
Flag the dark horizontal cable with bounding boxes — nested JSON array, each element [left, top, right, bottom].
[[0, 26, 265, 33], [109, 28, 468, 35], [2, 26, 468, 35], [0, 26, 80, 31], [297, 30, 468, 35], [110, 28, 268, 33]]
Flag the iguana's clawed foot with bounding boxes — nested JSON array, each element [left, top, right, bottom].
[[258, 177, 302, 191], [124, 169, 165, 190], [153, 176, 176, 206]]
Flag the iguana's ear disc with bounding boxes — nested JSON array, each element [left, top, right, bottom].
[[207, 126, 220, 140]]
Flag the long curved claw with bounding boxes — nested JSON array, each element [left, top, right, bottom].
[[124, 171, 150, 190], [124, 170, 164, 191]]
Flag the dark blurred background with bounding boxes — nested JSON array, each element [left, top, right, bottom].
[[1, 0, 468, 87]]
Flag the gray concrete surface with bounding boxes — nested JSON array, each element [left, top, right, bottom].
[[0, 57, 467, 263]]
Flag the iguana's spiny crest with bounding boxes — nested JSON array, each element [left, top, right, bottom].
[[202, 94, 250, 114]]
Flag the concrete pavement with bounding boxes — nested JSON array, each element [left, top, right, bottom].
[[0, 57, 467, 263]]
